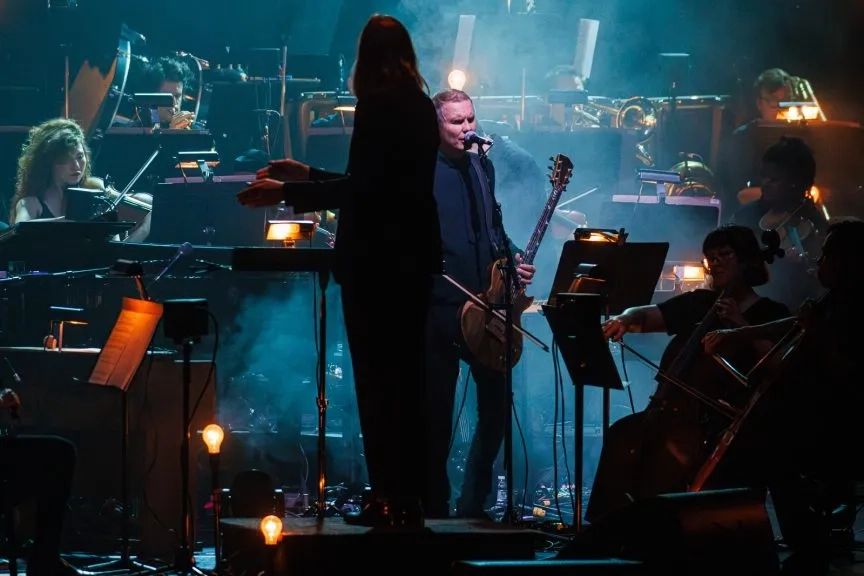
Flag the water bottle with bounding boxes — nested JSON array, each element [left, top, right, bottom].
[[495, 475, 507, 508]]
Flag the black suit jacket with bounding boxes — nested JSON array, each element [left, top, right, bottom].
[[281, 90, 442, 286]]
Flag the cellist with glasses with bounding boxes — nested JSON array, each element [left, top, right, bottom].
[[585, 225, 789, 523]]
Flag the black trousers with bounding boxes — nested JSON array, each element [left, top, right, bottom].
[[340, 276, 431, 503], [423, 304, 508, 518], [0, 434, 76, 576]]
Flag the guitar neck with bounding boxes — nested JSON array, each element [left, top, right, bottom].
[[521, 186, 565, 266]]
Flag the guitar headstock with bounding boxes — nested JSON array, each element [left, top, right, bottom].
[[548, 154, 574, 192]]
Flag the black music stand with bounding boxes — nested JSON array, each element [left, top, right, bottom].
[[542, 234, 668, 531], [85, 297, 164, 575], [231, 247, 338, 518]]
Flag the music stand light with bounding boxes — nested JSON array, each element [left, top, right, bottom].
[[265, 220, 315, 247]]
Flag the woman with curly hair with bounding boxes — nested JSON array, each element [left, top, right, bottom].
[[9, 117, 151, 241], [10, 117, 101, 224]]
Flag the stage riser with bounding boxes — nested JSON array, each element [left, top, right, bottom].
[[221, 518, 535, 575], [451, 560, 647, 574]]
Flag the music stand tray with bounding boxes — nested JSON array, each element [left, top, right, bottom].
[[546, 239, 670, 314]]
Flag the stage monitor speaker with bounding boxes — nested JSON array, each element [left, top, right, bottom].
[[556, 487, 779, 575]]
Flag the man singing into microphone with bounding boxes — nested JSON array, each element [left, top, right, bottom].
[[423, 89, 536, 519]]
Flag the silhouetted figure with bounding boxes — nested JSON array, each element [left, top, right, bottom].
[[237, 15, 441, 529]]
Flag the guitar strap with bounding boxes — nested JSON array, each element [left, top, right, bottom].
[[468, 152, 505, 257]]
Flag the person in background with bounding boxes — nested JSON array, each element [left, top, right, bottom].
[[117, 56, 195, 129], [9, 118, 150, 242], [716, 68, 793, 216], [237, 14, 441, 530], [731, 136, 826, 311]]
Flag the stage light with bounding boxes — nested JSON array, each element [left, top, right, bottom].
[[448, 69, 467, 90], [674, 265, 705, 282], [202, 424, 224, 455], [260, 515, 283, 546]]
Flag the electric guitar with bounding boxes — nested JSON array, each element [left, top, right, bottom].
[[459, 153, 573, 372]]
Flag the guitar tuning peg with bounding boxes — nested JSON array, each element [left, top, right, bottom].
[[547, 165, 553, 171], [549, 156, 554, 162]]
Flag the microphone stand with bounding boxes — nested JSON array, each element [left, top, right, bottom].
[[478, 147, 520, 525]]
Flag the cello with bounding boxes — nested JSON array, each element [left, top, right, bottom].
[[585, 231, 784, 521]]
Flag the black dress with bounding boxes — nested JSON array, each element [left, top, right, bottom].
[[280, 88, 442, 504]]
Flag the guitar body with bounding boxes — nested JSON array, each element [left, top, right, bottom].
[[457, 152, 573, 374], [460, 258, 534, 372]]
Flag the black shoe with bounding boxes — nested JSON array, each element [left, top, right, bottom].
[[343, 497, 426, 530]]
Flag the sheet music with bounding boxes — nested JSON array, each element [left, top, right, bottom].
[[89, 298, 164, 391]]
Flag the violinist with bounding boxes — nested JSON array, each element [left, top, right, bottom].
[[702, 218, 864, 575], [585, 225, 790, 523], [732, 136, 826, 309], [8, 118, 151, 242]]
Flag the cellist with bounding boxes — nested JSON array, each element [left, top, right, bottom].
[[585, 225, 790, 523], [702, 218, 864, 575]]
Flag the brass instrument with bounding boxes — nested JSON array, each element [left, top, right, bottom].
[[575, 96, 658, 143], [664, 156, 718, 198]]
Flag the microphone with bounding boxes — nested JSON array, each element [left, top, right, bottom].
[[149, 242, 194, 287], [464, 131, 494, 149]]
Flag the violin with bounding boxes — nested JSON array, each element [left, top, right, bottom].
[[758, 196, 825, 261], [67, 177, 151, 227]]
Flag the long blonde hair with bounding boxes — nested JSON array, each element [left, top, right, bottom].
[[10, 118, 98, 223]]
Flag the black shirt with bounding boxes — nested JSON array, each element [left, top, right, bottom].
[[657, 288, 790, 375]]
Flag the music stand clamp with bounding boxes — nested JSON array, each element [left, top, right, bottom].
[[542, 233, 668, 532], [637, 168, 682, 202]]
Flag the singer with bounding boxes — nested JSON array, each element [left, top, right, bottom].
[[423, 88, 535, 519], [0, 388, 78, 576]]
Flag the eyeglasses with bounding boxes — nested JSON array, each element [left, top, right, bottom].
[[702, 250, 736, 267]]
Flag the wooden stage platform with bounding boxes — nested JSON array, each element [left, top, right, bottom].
[[221, 517, 537, 574]]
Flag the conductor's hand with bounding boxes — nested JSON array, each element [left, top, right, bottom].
[[602, 315, 632, 341], [237, 178, 285, 208], [257, 159, 311, 182], [701, 328, 744, 355]]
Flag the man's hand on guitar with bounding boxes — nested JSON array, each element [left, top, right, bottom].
[[0, 388, 20, 410], [515, 254, 535, 286]]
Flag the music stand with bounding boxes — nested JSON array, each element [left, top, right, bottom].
[[86, 297, 164, 575], [542, 235, 668, 531]]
